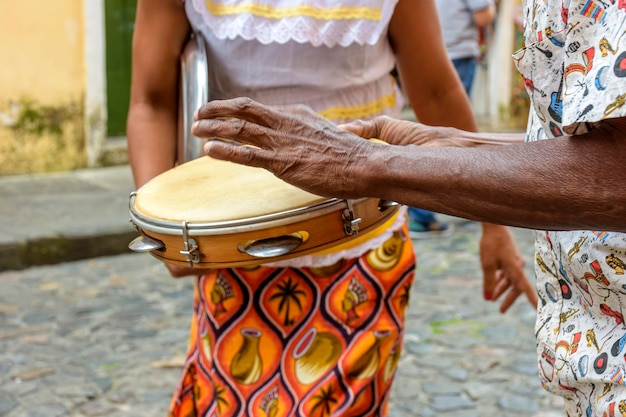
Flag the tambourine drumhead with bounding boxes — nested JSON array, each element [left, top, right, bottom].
[[134, 156, 327, 223], [129, 156, 399, 268]]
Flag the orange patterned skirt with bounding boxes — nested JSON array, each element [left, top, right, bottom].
[[169, 223, 416, 417]]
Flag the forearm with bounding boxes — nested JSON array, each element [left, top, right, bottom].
[[367, 131, 626, 231], [128, 0, 190, 189], [127, 103, 178, 188]]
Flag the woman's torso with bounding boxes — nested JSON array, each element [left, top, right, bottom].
[[184, 0, 404, 123]]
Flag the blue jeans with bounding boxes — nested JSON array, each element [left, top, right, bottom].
[[407, 207, 437, 225], [452, 57, 477, 97]]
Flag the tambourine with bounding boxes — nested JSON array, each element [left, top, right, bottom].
[[128, 156, 399, 268]]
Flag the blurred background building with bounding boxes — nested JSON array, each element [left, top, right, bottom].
[[0, 0, 529, 176], [0, 0, 134, 175], [472, 0, 530, 131]]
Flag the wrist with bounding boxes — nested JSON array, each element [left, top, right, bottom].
[[481, 222, 507, 232]]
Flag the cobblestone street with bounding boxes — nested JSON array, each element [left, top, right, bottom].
[[1, 219, 567, 417]]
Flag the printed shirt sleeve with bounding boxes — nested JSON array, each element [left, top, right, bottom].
[[513, 2, 626, 137], [560, 2, 626, 134]]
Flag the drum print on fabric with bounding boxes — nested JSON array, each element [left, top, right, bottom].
[[168, 224, 415, 417], [534, 231, 626, 416], [514, 0, 626, 141]]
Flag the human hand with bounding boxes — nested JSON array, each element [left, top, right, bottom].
[[193, 98, 520, 204], [194, 97, 380, 199], [479, 224, 538, 313], [339, 117, 462, 147], [340, 117, 522, 147]]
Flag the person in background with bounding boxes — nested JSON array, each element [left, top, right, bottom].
[[127, 0, 536, 416], [191, 1, 626, 414], [405, 203, 454, 238], [435, 0, 496, 97], [405, 0, 497, 239]]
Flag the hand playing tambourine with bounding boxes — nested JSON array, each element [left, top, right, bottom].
[[192, 97, 522, 200]]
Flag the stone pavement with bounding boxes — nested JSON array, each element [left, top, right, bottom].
[[0, 165, 137, 271], [0, 218, 568, 417]]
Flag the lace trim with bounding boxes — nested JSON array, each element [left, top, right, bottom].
[[190, 0, 399, 47]]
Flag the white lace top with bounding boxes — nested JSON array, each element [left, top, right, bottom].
[[183, 0, 406, 266], [184, 0, 404, 123]]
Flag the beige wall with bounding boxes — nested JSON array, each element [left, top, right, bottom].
[[0, 1, 85, 104], [0, 1, 93, 175]]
